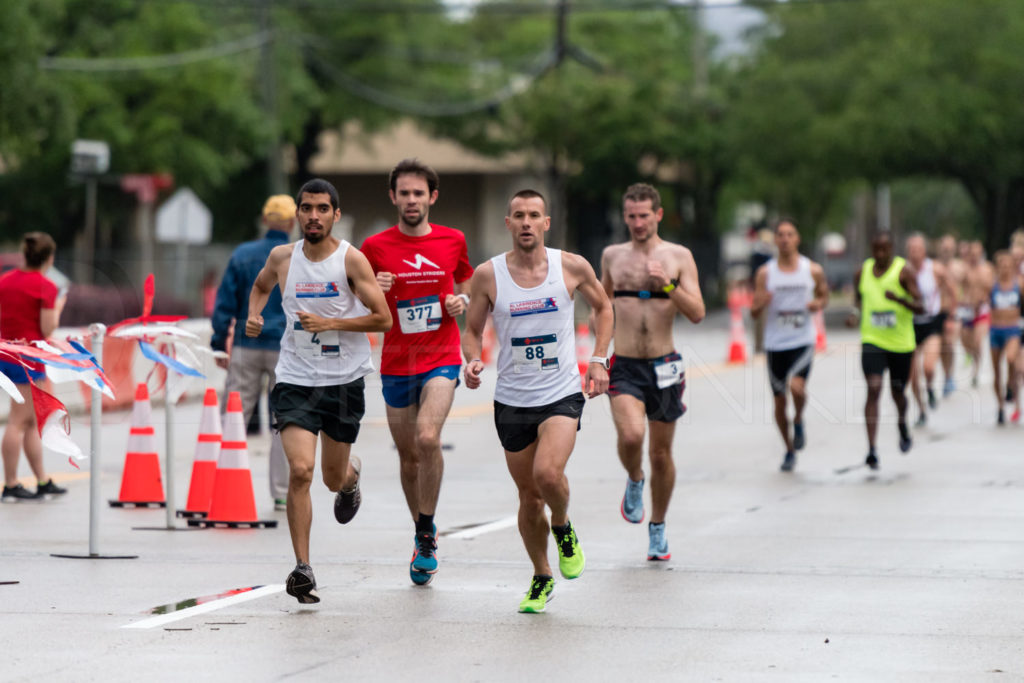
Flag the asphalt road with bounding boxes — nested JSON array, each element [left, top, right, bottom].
[[2, 317, 1022, 681]]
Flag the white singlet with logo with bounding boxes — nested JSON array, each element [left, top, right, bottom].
[[275, 239, 374, 386], [764, 255, 816, 351], [913, 258, 942, 322], [492, 248, 580, 407]]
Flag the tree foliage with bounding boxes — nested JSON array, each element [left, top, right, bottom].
[[733, 0, 1024, 251]]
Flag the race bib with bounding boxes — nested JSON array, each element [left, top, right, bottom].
[[776, 310, 807, 330], [511, 334, 559, 373], [870, 311, 897, 329], [293, 320, 340, 358], [653, 353, 684, 389], [397, 295, 442, 334], [956, 305, 974, 323]]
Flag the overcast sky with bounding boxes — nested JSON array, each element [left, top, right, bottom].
[[700, 1, 765, 55]]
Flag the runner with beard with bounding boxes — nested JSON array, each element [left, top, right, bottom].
[[360, 159, 474, 585], [247, 178, 392, 604]]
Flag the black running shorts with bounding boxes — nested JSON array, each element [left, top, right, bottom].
[[913, 314, 943, 345], [608, 353, 686, 423], [861, 343, 913, 389], [271, 378, 366, 444], [766, 344, 814, 396], [493, 392, 585, 453]]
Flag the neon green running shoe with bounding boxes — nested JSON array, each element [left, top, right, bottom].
[[552, 521, 585, 579], [518, 575, 554, 613]]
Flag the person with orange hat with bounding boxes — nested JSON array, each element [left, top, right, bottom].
[[210, 194, 296, 511]]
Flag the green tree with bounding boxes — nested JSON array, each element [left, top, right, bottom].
[[733, 0, 1024, 253]]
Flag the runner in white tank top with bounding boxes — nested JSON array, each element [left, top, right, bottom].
[[763, 255, 816, 352], [491, 248, 582, 406], [461, 189, 613, 614], [751, 220, 829, 472], [276, 238, 375, 386], [905, 234, 956, 427], [246, 179, 392, 605]]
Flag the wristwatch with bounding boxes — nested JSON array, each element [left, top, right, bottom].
[[589, 356, 610, 370], [662, 278, 679, 294]]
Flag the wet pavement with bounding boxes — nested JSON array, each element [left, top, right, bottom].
[[2, 315, 1023, 681]]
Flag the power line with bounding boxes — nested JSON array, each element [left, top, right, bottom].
[[38, 31, 270, 72], [299, 36, 557, 116]]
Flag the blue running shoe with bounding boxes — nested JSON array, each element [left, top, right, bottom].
[[647, 522, 670, 561], [410, 529, 438, 584], [942, 378, 955, 398], [792, 422, 805, 451], [780, 451, 796, 472], [620, 476, 645, 524]]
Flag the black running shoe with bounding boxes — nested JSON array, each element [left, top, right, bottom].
[[285, 562, 320, 604], [792, 422, 805, 451], [927, 388, 937, 410], [865, 453, 879, 470], [899, 425, 912, 453], [333, 455, 361, 524], [37, 479, 67, 496], [780, 451, 796, 472], [2, 483, 43, 502], [998, 408, 1006, 426]]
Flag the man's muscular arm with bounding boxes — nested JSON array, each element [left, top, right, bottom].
[[649, 247, 704, 323], [246, 245, 289, 337], [461, 263, 495, 390], [296, 249, 392, 333], [565, 252, 612, 398], [750, 265, 771, 318]]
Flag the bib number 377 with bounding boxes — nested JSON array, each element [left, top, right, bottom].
[[397, 295, 442, 334]]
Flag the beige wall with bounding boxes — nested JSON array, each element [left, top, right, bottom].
[[328, 171, 549, 267]]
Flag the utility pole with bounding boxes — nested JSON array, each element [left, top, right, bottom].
[[260, 0, 286, 195], [692, 0, 708, 100]]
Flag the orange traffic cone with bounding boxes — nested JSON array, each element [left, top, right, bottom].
[[727, 305, 748, 364], [814, 310, 827, 352], [177, 388, 222, 519], [109, 383, 165, 508], [187, 391, 277, 529]]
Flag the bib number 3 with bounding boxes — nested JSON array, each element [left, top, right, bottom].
[[511, 334, 559, 373], [653, 353, 684, 389]]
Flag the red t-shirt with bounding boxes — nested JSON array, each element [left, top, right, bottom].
[[361, 224, 474, 375], [0, 268, 58, 341]]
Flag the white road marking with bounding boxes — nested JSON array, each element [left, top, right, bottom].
[[444, 516, 518, 540], [122, 584, 284, 629]]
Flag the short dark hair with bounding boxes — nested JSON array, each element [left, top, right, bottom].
[[389, 158, 439, 194], [22, 232, 55, 268], [773, 218, 798, 234], [622, 183, 662, 211], [507, 189, 547, 216], [296, 178, 340, 211], [872, 230, 893, 244]]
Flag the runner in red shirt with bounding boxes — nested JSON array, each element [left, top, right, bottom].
[[0, 232, 67, 502], [360, 159, 474, 585]]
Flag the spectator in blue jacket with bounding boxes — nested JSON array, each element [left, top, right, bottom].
[[211, 195, 294, 510]]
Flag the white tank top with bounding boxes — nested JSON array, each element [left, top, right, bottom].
[[914, 258, 942, 321], [491, 248, 580, 407], [275, 239, 374, 386], [764, 256, 816, 351]]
